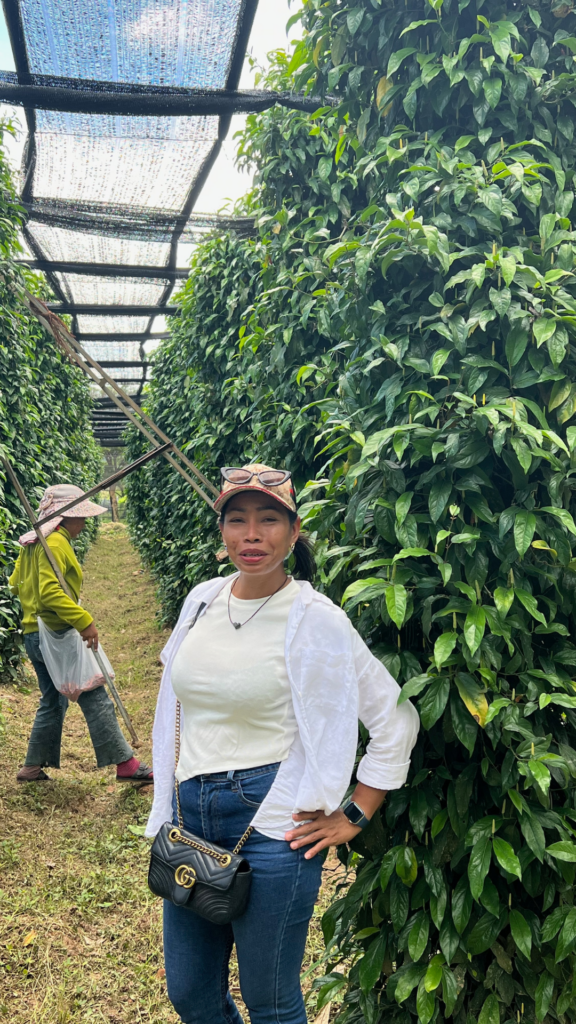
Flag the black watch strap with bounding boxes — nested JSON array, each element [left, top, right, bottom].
[[342, 799, 371, 830]]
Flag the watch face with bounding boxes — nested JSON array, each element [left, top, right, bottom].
[[344, 802, 364, 825]]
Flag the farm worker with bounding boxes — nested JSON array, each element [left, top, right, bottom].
[[146, 463, 420, 1024], [9, 483, 152, 784]]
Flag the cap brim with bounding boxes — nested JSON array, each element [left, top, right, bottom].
[[214, 483, 296, 514]]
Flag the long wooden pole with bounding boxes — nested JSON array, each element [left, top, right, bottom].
[[2, 457, 140, 748], [25, 292, 219, 500], [36, 441, 172, 527], [55, 335, 216, 507]]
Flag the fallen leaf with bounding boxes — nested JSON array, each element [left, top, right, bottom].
[[23, 931, 37, 946], [45, 860, 56, 869], [156, 968, 166, 979], [106, 786, 115, 793]]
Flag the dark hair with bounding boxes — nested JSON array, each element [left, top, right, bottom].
[[287, 510, 316, 583], [219, 503, 316, 583]]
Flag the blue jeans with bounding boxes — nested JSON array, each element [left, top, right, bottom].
[[23, 631, 133, 768], [163, 764, 324, 1024]]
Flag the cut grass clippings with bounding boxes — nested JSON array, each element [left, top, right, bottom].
[[0, 524, 345, 1023]]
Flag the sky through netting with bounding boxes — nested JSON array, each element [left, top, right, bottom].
[[4, 0, 259, 441]]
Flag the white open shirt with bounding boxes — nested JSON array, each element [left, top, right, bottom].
[[146, 575, 420, 840]]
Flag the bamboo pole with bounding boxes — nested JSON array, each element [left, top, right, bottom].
[[2, 457, 140, 748]]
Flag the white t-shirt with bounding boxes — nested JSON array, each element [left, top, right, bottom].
[[171, 578, 299, 789]]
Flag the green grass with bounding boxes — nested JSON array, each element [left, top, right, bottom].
[[0, 525, 343, 1022]]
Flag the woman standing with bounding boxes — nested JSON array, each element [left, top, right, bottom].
[[9, 483, 152, 784], [146, 464, 419, 1024]]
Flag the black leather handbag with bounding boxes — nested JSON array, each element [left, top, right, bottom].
[[148, 606, 254, 924], [148, 704, 253, 924]]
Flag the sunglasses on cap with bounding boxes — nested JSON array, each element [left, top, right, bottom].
[[220, 467, 291, 487]]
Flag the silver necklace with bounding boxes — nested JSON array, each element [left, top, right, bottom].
[[227, 575, 291, 630]]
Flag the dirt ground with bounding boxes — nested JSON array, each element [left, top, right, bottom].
[[0, 524, 343, 1023]]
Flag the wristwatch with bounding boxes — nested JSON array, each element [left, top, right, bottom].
[[342, 799, 371, 831]]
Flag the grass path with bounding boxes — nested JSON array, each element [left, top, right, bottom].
[[0, 525, 340, 1023]]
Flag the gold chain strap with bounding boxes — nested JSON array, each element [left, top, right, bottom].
[[173, 700, 253, 867]]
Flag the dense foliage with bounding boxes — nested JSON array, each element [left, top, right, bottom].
[[0, 127, 101, 681], [128, 2, 576, 1022]]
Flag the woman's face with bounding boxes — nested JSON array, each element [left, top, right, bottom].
[[61, 516, 87, 539], [219, 491, 300, 577]]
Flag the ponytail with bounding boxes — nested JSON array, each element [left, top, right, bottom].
[[287, 510, 316, 582], [291, 532, 316, 583]]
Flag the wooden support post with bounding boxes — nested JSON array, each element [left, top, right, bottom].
[[2, 457, 141, 749]]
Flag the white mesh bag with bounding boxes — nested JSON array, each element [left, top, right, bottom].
[[37, 618, 115, 702]]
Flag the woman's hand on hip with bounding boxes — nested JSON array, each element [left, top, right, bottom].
[[285, 809, 361, 859], [80, 623, 99, 651]]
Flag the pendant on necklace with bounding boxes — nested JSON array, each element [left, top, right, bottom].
[[233, 622, 241, 630]]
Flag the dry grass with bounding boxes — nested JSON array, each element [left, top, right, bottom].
[[0, 525, 343, 1023]]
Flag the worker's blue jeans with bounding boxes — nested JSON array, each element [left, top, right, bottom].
[[23, 630, 133, 768], [163, 764, 324, 1024]]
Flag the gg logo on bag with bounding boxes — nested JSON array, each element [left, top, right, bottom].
[[174, 864, 196, 889]]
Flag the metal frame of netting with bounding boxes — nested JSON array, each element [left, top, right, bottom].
[[0, 0, 272, 442]]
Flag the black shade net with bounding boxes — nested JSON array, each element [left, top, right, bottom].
[[2, 0, 262, 442]]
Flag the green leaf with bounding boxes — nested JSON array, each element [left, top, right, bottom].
[[535, 972, 554, 1022], [482, 78, 502, 110], [419, 677, 450, 730], [386, 584, 408, 629], [492, 837, 522, 879], [431, 809, 448, 839], [423, 953, 444, 992], [441, 966, 459, 1015], [394, 963, 426, 1003], [541, 506, 576, 536], [464, 604, 486, 656], [493, 587, 514, 618], [434, 632, 457, 670], [452, 875, 473, 934], [391, 874, 410, 931], [387, 47, 417, 76], [528, 759, 551, 795], [467, 835, 492, 900], [479, 993, 500, 1024], [358, 932, 386, 994], [479, 877, 500, 918], [380, 847, 401, 890], [500, 255, 516, 286], [396, 845, 418, 886], [546, 840, 576, 862], [409, 911, 430, 961], [393, 547, 430, 562], [439, 916, 460, 963], [509, 909, 532, 957], [429, 479, 452, 523], [515, 588, 547, 626], [467, 910, 507, 954], [410, 790, 429, 840], [489, 286, 511, 317], [505, 325, 528, 366], [416, 978, 436, 1024], [510, 436, 532, 474], [395, 490, 413, 525], [520, 815, 545, 862], [555, 906, 576, 962], [534, 317, 556, 347], [514, 510, 536, 556], [398, 674, 430, 705]]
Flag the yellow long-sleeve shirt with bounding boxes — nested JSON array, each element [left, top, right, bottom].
[[8, 527, 93, 634]]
